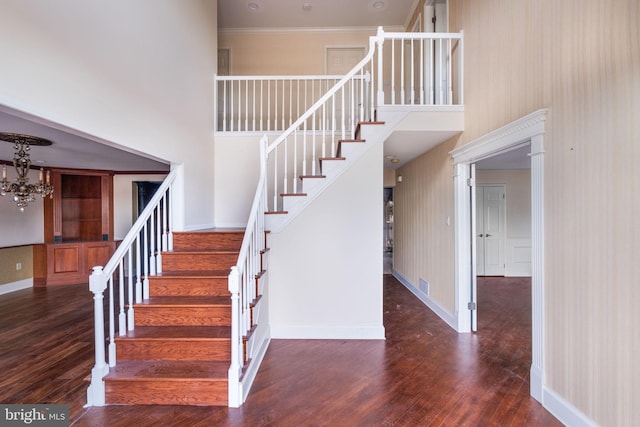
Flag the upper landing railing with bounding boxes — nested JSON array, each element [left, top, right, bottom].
[[214, 28, 463, 133]]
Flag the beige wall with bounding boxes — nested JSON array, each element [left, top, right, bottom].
[[394, 138, 456, 312], [218, 29, 373, 75], [0, 246, 32, 289], [394, 0, 640, 425]]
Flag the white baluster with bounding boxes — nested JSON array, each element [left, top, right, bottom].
[[447, 38, 453, 105], [267, 80, 271, 131], [148, 214, 156, 275], [118, 263, 126, 335], [108, 276, 115, 367], [143, 222, 151, 298], [245, 80, 249, 131], [376, 27, 385, 106], [222, 81, 227, 131], [166, 188, 173, 251], [156, 206, 163, 273], [420, 39, 425, 105], [293, 133, 298, 194], [135, 236, 142, 304], [162, 193, 168, 251], [273, 145, 278, 210], [127, 249, 134, 331]]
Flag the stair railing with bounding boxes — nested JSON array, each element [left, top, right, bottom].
[[215, 74, 370, 132], [264, 28, 381, 212], [262, 28, 463, 212], [227, 135, 268, 407], [86, 168, 177, 407]]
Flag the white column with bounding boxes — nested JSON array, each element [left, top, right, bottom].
[[529, 134, 545, 402]]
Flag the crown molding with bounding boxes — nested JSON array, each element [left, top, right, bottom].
[[219, 25, 405, 35]]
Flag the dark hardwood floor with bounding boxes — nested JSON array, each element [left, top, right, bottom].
[[0, 275, 561, 426]]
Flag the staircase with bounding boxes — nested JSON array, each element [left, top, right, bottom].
[[265, 115, 405, 232], [102, 229, 250, 406]]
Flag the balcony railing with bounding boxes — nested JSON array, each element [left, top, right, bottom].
[[215, 28, 463, 134]]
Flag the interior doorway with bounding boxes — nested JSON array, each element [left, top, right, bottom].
[[384, 187, 394, 274], [450, 109, 547, 402]]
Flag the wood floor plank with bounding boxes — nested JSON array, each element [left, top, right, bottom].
[[0, 276, 562, 426]]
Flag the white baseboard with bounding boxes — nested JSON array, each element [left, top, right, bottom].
[[0, 278, 32, 296], [213, 222, 248, 229], [271, 324, 385, 339], [183, 222, 216, 231], [543, 386, 599, 427], [391, 270, 458, 331]]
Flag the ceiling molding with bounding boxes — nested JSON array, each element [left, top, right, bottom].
[[219, 25, 406, 35]]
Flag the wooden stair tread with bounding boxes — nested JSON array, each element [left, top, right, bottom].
[[119, 326, 230, 340], [140, 296, 231, 306], [105, 360, 228, 381], [153, 270, 230, 278], [167, 248, 240, 254], [178, 228, 244, 233]]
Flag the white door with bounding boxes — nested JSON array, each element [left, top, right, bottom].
[[476, 185, 506, 276]]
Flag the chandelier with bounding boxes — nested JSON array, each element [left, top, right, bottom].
[[0, 132, 54, 211]]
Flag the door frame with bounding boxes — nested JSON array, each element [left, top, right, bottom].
[[450, 109, 547, 403]]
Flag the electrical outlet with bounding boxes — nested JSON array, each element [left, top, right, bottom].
[[16, 262, 22, 271]]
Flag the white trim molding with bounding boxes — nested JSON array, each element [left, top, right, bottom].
[[271, 325, 385, 340], [450, 109, 548, 404], [392, 270, 458, 331], [0, 278, 32, 296]]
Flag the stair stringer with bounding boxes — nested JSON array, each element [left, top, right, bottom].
[[265, 110, 408, 233]]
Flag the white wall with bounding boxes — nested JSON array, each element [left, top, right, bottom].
[[0, 169, 45, 246], [269, 141, 384, 339], [213, 134, 266, 228], [476, 169, 531, 276], [0, 0, 218, 235]]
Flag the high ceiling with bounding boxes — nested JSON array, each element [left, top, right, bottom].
[[218, 0, 416, 30], [0, 0, 419, 173]]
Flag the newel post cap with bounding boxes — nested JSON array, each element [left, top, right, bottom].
[[89, 266, 107, 294]]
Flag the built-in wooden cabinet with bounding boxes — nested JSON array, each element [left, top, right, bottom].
[[35, 169, 116, 286]]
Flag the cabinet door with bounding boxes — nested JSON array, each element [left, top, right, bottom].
[[86, 242, 116, 272]]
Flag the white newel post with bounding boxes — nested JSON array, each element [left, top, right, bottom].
[[86, 266, 109, 407], [228, 266, 242, 407]]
